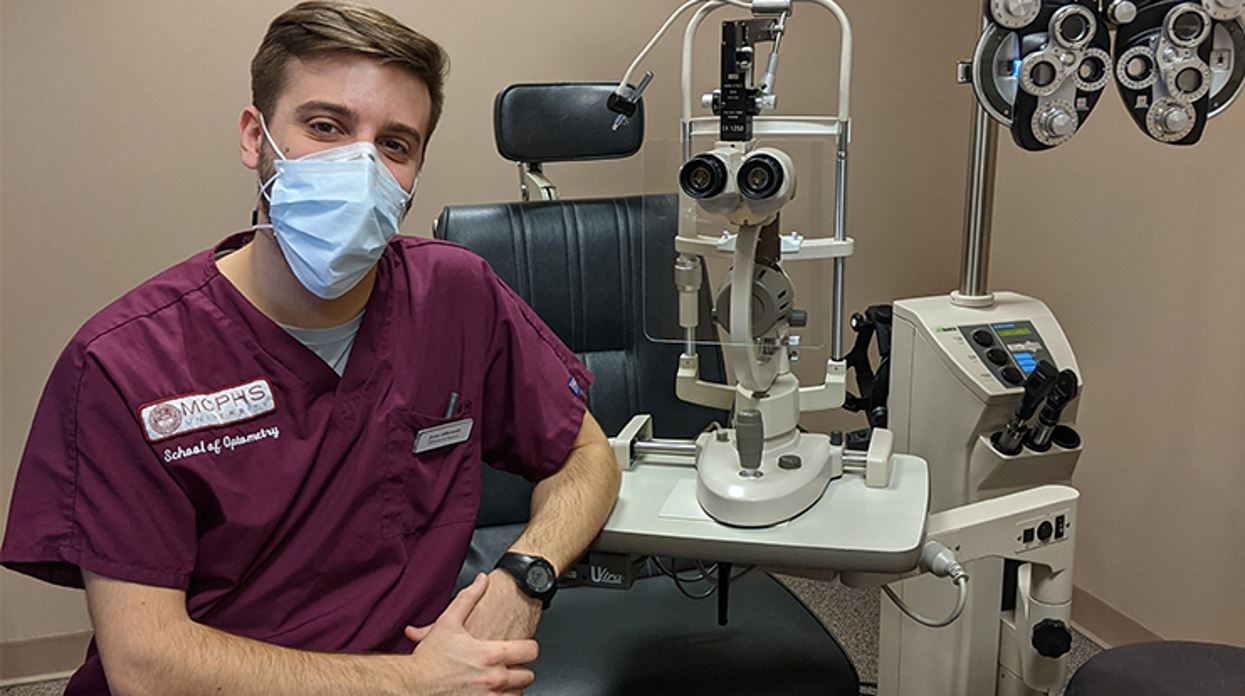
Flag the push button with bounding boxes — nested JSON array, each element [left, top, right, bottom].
[[987, 348, 1010, 366], [1055, 515, 1066, 539], [972, 329, 994, 347], [1002, 367, 1024, 385], [1023, 527, 1035, 544]]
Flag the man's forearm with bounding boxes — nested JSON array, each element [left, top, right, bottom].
[[508, 415, 620, 574], [107, 619, 409, 696]]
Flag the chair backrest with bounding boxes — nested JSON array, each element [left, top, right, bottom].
[[493, 82, 645, 202], [435, 193, 727, 526]]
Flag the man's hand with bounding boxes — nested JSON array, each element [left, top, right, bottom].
[[83, 570, 536, 696], [404, 573, 539, 695], [462, 569, 542, 641]]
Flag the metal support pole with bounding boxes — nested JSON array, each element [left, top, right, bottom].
[[831, 121, 849, 360], [958, 89, 999, 302], [679, 119, 695, 355], [633, 439, 701, 458]]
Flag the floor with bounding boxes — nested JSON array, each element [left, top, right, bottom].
[[1, 577, 1101, 695]]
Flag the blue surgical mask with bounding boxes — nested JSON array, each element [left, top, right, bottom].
[[256, 113, 416, 300]]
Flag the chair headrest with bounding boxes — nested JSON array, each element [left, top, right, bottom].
[[493, 82, 644, 164]]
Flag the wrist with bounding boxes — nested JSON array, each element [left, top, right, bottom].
[[377, 653, 421, 696], [487, 569, 541, 610]]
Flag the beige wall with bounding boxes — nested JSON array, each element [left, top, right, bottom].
[[992, 94, 1245, 644], [1, 0, 7, 652], [0, 0, 977, 655]]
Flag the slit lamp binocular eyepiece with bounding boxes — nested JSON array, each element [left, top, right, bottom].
[[678, 146, 796, 226]]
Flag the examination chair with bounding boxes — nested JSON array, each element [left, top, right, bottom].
[[434, 83, 860, 696], [1065, 641, 1245, 696]]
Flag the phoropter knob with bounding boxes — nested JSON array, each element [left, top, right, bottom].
[[1160, 107, 1191, 134], [1108, 1, 1138, 24]]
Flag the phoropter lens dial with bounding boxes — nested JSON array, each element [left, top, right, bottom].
[[1051, 4, 1097, 51], [1165, 3, 1212, 48]]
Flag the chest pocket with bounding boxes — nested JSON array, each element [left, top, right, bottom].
[[381, 401, 479, 539]]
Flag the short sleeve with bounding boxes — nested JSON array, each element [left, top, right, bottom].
[[479, 272, 593, 482], [1, 346, 197, 590]]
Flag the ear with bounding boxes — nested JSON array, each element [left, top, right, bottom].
[[239, 106, 264, 172]]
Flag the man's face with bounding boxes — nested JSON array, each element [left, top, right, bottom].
[[242, 52, 432, 197]]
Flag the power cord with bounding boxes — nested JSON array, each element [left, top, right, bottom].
[[615, 0, 756, 96], [881, 542, 970, 629], [882, 576, 969, 629]]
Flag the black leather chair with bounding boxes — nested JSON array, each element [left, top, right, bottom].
[[1065, 642, 1245, 696], [431, 83, 861, 696]]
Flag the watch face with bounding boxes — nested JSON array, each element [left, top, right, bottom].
[[525, 564, 554, 593]]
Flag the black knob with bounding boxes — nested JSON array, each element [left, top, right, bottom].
[[1001, 366, 1024, 385], [987, 348, 1010, 366], [778, 455, 802, 470], [1032, 618, 1073, 659], [1037, 520, 1054, 542], [789, 309, 808, 328], [972, 329, 994, 347]]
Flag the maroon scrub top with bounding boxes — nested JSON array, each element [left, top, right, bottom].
[[1, 232, 592, 694]]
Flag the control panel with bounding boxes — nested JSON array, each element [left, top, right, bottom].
[[959, 320, 1056, 387], [1016, 509, 1073, 554], [892, 292, 1080, 405]]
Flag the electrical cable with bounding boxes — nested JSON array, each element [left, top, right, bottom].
[[695, 559, 721, 580], [881, 575, 969, 629], [616, 0, 753, 95], [649, 556, 756, 599], [674, 568, 719, 599], [617, 0, 704, 94], [651, 555, 714, 582]]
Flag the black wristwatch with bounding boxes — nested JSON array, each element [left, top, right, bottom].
[[494, 552, 558, 609]]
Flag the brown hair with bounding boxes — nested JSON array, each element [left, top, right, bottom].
[[251, 1, 449, 149]]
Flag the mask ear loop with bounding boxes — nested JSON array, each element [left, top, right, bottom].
[[252, 111, 286, 228], [258, 112, 288, 162]]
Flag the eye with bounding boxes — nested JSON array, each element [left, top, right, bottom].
[[308, 120, 341, 137], [380, 138, 410, 157]]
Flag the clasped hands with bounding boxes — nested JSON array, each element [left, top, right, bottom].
[[403, 570, 544, 696]]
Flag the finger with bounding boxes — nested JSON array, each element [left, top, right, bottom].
[[441, 573, 489, 625], [504, 666, 535, 691], [489, 638, 540, 666], [405, 624, 432, 643]]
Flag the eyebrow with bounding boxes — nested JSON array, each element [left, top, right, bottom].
[[293, 100, 424, 149]]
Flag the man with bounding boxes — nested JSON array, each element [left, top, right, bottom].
[[0, 2, 620, 694]]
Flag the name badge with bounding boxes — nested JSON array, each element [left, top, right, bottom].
[[414, 418, 473, 454]]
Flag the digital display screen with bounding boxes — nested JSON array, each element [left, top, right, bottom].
[[997, 327, 1032, 337]]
